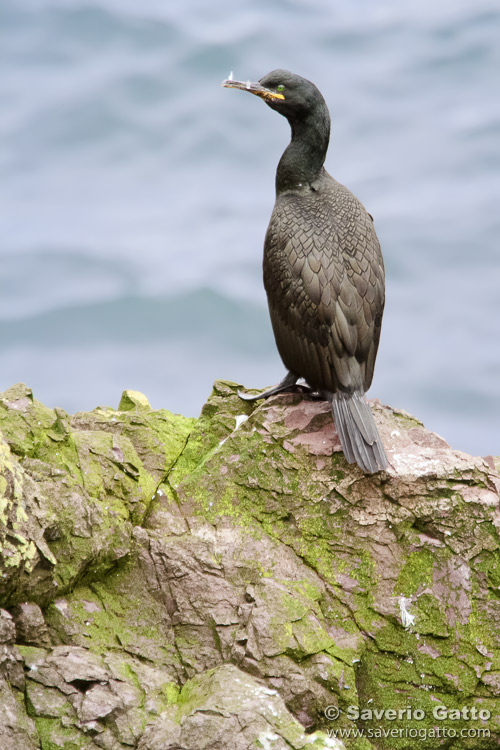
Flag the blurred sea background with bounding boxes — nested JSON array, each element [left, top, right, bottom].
[[1, 0, 499, 456]]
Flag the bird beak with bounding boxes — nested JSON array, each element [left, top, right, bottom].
[[221, 77, 285, 101]]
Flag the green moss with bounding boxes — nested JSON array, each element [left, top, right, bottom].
[[17, 645, 48, 664], [290, 578, 323, 603], [352, 641, 500, 750], [45, 564, 176, 666], [168, 380, 250, 485], [3, 381, 500, 748], [163, 681, 180, 705], [0, 439, 26, 524], [467, 595, 500, 661], [292, 617, 334, 659], [351, 549, 377, 591], [395, 548, 435, 597], [413, 593, 449, 636], [474, 549, 500, 589], [391, 408, 424, 429], [118, 389, 152, 411], [35, 716, 92, 750], [430, 655, 478, 694], [0, 385, 56, 458], [373, 622, 417, 657]]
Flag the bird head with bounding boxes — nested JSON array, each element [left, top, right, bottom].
[[222, 69, 326, 122]]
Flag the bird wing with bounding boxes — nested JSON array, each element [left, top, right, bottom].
[[263, 187, 384, 393]]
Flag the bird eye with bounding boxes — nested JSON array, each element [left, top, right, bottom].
[[276, 84, 285, 91]]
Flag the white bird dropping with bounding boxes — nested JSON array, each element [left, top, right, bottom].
[[399, 597, 416, 630]]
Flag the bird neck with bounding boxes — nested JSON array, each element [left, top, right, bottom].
[[276, 110, 330, 194]]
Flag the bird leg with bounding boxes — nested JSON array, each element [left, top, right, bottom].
[[237, 371, 302, 401]]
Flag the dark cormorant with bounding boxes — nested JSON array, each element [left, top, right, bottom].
[[222, 70, 388, 473]]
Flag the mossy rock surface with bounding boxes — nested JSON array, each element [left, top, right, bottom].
[[1, 380, 499, 749]]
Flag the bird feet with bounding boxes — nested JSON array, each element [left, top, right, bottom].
[[237, 371, 299, 402], [237, 372, 321, 402]]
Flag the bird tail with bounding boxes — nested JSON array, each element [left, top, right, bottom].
[[331, 391, 388, 473]]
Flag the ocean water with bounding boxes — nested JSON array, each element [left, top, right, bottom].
[[1, 0, 499, 456]]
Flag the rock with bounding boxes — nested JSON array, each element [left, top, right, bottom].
[[0, 381, 195, 605], [79, 683, 124, 723], [0, 608, 16, 643], [138, 664, 340, 750], [0, 674, 39, 750], [11, 601, 49, 645], [0, 380, 499, 749], [118, 389, 152, 411]]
